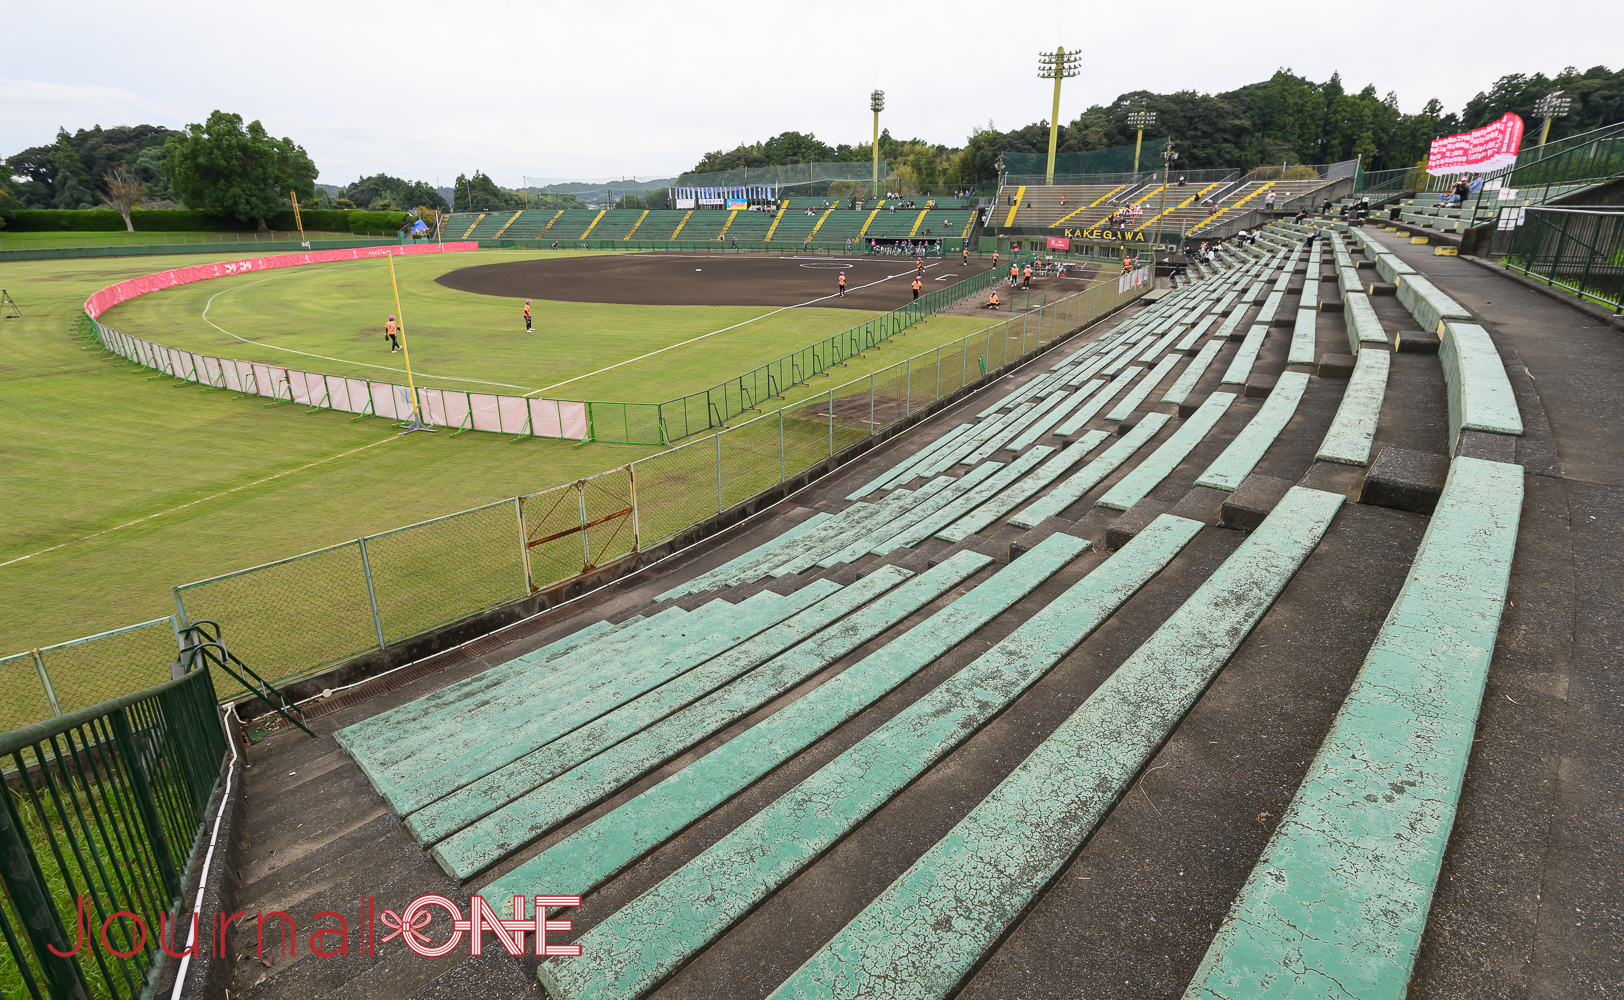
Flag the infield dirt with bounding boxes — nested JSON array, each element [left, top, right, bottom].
[[436, 251, 999, 309]]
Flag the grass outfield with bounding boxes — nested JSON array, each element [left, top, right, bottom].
[[98, 248, 1003, 404], [0, 252, 664, 702], [0, 248, 1013, 721]]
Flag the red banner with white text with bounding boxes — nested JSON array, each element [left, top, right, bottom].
[[1427, 113, 1525, 176], [84, 241, 479, 319]]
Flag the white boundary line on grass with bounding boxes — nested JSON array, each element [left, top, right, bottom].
[[0, 436, 401, 571]]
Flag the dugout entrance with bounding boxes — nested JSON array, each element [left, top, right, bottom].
[[863, 237, 943, 257]]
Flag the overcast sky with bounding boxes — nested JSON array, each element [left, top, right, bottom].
[[4, 0, 1614, 186]]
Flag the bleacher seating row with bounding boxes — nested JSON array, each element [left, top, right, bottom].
[[997, 177, 1340, 237], [438, 204, 978, 246], [334, 221, 1526, 1000]]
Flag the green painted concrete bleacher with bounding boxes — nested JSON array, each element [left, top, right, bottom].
[[769, 491, 1342, 1000], [1195, 370, 1310, 491], [480, 538, 1087, 908], [1440, 321, 1524, 450], [539, 517, 1204, 1000], [1096, 391, 1236, 511], [430, 557, 985, 878], [1185, 459, 1520, 1000]]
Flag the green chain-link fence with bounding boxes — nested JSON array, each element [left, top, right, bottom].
[[5, 271, 1148, 728]]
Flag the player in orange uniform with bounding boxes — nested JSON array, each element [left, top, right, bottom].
[[912, 276, 921, 300], [384, 315, 401, 352], [523, 299, 533, 332], [837, 271, 847, 297]]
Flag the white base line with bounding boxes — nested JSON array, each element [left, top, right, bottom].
[[0, 436, 400, 571], [522, 263, 924, 397]]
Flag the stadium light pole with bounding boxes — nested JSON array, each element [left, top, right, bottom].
[[1535, 90, 1572, 147], [1153, 142, 1178, 254], [1038, 47, 1081, 185], [1127, 109, 1156, 175], [871, 90, 885, 199]]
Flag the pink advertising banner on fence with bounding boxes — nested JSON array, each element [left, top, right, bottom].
[[83, 241, 480, 319], [1427, 113, 1525, 176], [84, 240, 591, 441]]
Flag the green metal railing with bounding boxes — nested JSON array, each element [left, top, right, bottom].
[[1491, 205, 1624, 313], [1505, 121, 1624, 206], [0, 667, 228, 1000], [656, 266, 1004, 442]]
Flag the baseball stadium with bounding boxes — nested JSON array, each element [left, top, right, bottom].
[[4, 33, 1624, 1000]]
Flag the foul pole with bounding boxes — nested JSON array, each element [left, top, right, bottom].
[[1038, 47, 1079, 185], [387, 252, 435, 434]]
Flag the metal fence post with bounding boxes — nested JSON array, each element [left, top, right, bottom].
[[577, 483, 591, 569], [110, 707, 183, 899], [514, 496, 533, 594], [0, 791, 90, 1000], [828, 389, 835, 455], [904, 358, 912, 417], [779, 410, 785, 483], [31, 649, 63, 717], [716, 432, 724, 513], [627, 463, 641, 552], [935, 346, 942, 401], [869, 373, 876, 432], [356, 537, 387, 652]]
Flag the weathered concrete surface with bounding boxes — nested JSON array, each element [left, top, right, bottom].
[[1361, 445, 1450, 515]]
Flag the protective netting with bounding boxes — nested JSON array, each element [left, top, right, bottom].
[[999, 138, 1170, 178], [675, 160, 891, 194]]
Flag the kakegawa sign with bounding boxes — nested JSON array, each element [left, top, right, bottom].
[[1048, 227, 1149, 243]]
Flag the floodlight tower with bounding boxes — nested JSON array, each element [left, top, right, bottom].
[[1127, 109, 1157, 175], [1153, 142, 1179, 252], [1038, 47, 1081, 185], [1535, 90, 1572, 147], [871, 90, 885, 195]]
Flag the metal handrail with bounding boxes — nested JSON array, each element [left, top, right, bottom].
[[0, 665, 229, 1000], [177, 624, 313, 737]]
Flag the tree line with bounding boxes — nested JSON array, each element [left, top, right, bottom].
[[690, 65, 1624, 186], [4, 65, 1618, 230], [2, 113, 446, 231]]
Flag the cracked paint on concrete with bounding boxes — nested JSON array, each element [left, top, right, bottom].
[[766, 488, 1343, 1000], [430, 559, 981, 876], [1185, 456, 1522, 1000], [479, 537, 1088, 910], [536, 515, 1206, 1000]]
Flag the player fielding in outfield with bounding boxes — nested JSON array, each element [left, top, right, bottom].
[[524, 299, 533, 332], [384, 315, 401, 352], [837, 271, 846, 297]]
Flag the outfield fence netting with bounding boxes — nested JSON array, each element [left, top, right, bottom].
[[5, 268, 1148, 728]]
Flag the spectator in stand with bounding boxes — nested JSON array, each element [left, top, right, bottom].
[[1177, 175, 1187, 186], [1468, 173, 1484, 197], [1321, 197, 1333, 214], [1304, 224, 1321, 247], [1295, 207, 1310, 223], [1264, 189, 1276, 210], [1451, 177, 1471, 205]]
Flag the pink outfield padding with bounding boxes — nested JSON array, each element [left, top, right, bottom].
[[82, 242, 479, 319]]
